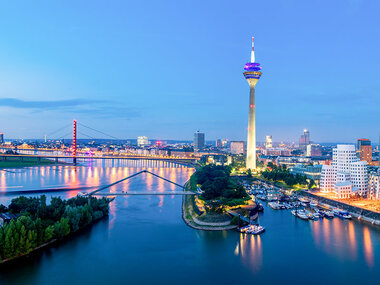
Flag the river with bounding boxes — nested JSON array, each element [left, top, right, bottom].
[[0, 160, 379, 285]]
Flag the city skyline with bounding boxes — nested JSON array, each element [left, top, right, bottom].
[[0, 0, 379, 142]]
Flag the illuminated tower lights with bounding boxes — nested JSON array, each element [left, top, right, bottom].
[[73, 119, 77, 164], [243, 37, 262, 170]]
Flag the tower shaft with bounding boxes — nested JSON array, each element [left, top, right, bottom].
[[247, 84, 256, 170]]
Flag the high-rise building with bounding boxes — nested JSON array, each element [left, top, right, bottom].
[[320, 144, 368, 198], [265, 135, 272, 149], [243, 37, 262, 170], [216, 139, 222, 148], [299, 129, 310, 150], [357, 139, 372, 165], [194, 131, 205, 152], [0, 133, 3, 144], [137, 136, 149, 147], [230, 141, 245, 155]]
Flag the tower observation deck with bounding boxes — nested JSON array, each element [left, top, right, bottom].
[[243, 37, 262, 170]]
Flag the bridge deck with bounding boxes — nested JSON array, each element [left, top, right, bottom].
[[92, 191, 196, 196]]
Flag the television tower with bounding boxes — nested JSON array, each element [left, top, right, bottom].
[[243, 37, 262, 170]]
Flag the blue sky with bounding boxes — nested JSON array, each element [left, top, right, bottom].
[[0, 0, 379, 143]]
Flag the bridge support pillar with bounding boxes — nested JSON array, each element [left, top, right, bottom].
[[73, 157, 77, 165], [55, 157, 58, 163]]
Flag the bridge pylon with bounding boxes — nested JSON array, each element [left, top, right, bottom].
[[73, 119, 77, 164]]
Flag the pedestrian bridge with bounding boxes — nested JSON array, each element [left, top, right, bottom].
[[89, 169, 201, 197]]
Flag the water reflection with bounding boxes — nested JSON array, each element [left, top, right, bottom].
[[311, 218, 375, 267], [363, 227, 374, 268], [234, 233, 263, 272]]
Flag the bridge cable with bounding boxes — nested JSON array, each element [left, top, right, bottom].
[[45, 123, 72, 137], [77, 122, 121, 140], [77, 131, 95, 140]]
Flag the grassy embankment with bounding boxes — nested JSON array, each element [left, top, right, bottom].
[[0, 157, 56, 168]]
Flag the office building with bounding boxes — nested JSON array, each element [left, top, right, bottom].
[[0, 133, 3, 144], [230, 141, 245, 155], [357, 139, 372, 165], [194, 131, 205, 152], [306, 144, 322, 157], [243, 37, 262, 170], [265, 135, 272, 149], [137, 136, 149, 147], [320, 144, 368, 198], [216, 139, 222, 148], [299, 129, 310, 150], [290, 164, 322, 181], [320, 165, 335, 192], [369, 168, 380, 200]]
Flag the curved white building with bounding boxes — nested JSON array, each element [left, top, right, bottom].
[[320, 144, 368, 198]]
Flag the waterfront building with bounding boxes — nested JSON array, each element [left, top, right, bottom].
[[320, 165, 335, 192], [369, 168, 380, 200], [334, 181, 353, 199], [290, 164, 322, 181], [265, 135, 272, 149], [357, 138, 372, 165], [137, 136, 149, 147], [320, 144, 368, 198], [230, 141, 245, 155], [299, 129, 310, 151], [350, 161, 368, 196], [194, 131, 205, 152], [243, 37, 262, 170]]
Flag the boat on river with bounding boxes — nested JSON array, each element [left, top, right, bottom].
[[333, 209, 352, 219], [238, 224, 265, 235], [324, 211, 334, 218], [291, 209, 309, 220], [268, 202, 281, 210]]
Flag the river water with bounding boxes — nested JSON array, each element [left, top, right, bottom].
[[0, 160, 379, 285]]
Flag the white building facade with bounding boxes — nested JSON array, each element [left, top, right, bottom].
[[369, 169, 380, 200], [320, 165, 335, 192], [320, 144, 368, 198]]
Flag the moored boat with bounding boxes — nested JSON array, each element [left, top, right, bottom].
[[324, 211, 334, 218], [333, 209, 352, 219], [268, 202, 280, 210]]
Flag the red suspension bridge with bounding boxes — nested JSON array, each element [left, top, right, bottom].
[[0, 120, 199, 165]]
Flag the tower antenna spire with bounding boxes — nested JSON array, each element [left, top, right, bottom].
[[251, 36, 255, 63]]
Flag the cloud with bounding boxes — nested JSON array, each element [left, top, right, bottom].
[[0, 97, 141, 119], [0, 98, 105, 110]]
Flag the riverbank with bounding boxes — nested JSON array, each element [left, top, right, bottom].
[[0, 157, 61, 168], [0, 213, 108, 266], [300, 191, 380, 226], [0, 196, 111, 264], [182, 194, 236, 231]]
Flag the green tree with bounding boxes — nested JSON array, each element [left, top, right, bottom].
[[64, 205, 81, 232], [44, 225, 54, 242], [308, 179, 316, 189]]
